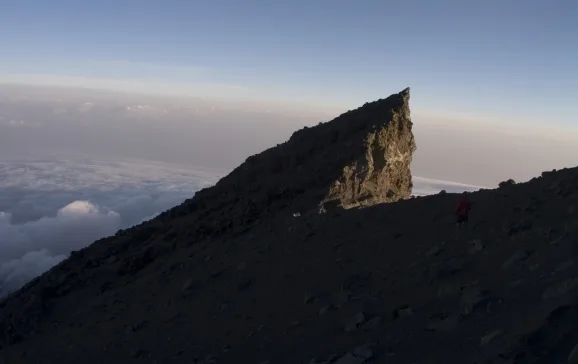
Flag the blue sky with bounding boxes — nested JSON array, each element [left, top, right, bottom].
[[1, 0, 577, 124]]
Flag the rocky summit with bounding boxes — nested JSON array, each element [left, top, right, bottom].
[[1, 89, 578, 364]]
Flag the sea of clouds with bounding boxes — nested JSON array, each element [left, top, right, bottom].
[[0, 156, 220, 297], [412, 176, 485, 196]]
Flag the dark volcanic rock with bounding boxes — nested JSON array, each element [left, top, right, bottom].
[[2, 87, 578, 364]]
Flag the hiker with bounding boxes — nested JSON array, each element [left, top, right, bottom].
[[455, 191, 472, 239]]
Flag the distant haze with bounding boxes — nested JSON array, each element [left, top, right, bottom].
[[1, 84, 576, 186], [411, 112, 578, 186]]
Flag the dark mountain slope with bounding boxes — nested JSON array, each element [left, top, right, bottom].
[[2, 89, 578, 364]]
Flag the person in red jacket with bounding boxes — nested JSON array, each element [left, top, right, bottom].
[[455, 191, 472, 239]]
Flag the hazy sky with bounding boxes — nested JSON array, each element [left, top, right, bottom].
[[1, 0, 577, 122]]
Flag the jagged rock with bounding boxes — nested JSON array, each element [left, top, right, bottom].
[[319, 88, 415, 210]]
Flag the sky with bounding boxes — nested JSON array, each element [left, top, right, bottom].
[[1, 0, 577, 124]]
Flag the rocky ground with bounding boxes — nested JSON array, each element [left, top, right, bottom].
[[2, 89, 578, 364]]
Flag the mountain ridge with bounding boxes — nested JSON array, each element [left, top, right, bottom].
[[1, 89, 578, 364]]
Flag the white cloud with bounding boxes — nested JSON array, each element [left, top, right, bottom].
[[412, 177, 486, 196], [0, 156, 220, 298], [0, 200, 121, 297], [57, 200, 101, 216]]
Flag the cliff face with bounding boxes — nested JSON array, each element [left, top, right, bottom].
[[157, 87, 415, 237], [319, 88, 414, 210], [164, 88, 416, 225]]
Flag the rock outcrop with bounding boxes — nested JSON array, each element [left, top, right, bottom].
[[150, 87, 415, 245], [319, 88, 415, 210]]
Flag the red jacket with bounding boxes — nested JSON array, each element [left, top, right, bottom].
[[456, 199, 471, 216]]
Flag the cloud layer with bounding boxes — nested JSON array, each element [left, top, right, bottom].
[[0, 157, 219, 297], [412, 176, 485, 196]]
